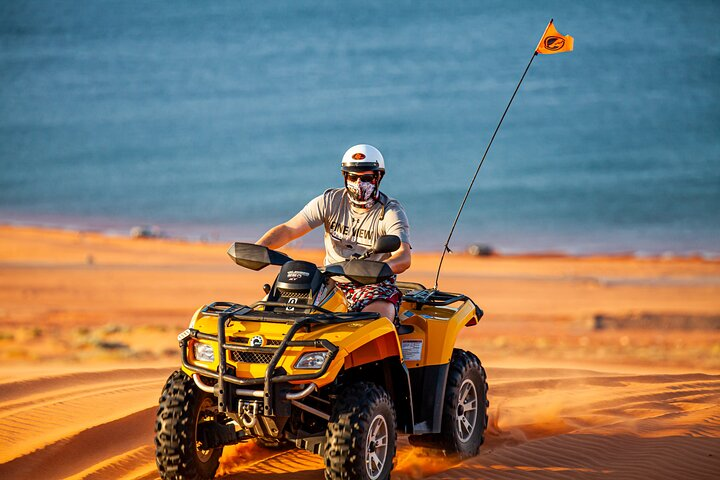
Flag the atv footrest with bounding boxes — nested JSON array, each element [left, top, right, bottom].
[[197, 422, 243, 450], [294, 433, 326, 456]]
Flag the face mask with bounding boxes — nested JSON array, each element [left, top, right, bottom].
[[345, 178, 377, 208]]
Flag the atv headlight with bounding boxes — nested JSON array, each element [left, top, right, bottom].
[[295, 351, 328, 370], [193, 342, 215, 363]]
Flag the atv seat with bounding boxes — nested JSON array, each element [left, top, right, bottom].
[[265, 260, 323, 312]]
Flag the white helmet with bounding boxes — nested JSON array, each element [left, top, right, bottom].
[[341, 144, 385, 174]]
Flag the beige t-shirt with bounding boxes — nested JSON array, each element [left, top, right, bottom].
[[301, 188, 411, 265]]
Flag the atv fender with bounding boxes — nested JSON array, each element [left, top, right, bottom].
[[187, 306, 205, 329], [401, 299, 480, 366], [433, 299, 480, 364], [340, 320, 402, 370], [304, 318, 401, 388]]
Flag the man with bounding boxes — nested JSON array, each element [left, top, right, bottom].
[[257, 144, 411, 322]]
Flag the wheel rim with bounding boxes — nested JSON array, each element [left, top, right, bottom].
[[195, 397, 215, 462], [456, 378, 478, 442], [365, 414, 389, 480]]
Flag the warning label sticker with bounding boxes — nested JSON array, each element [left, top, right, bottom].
[[401, 340, 423, 361]]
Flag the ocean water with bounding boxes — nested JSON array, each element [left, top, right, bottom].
[[1, 0, 718, 255]]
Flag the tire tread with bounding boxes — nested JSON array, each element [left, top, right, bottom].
[[324, 382, 397, 480], [154, 370, 221, 480]]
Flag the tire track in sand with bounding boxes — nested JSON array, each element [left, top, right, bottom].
[[420, 370, 720, 480], [0, 369, 172, 464], [2, 367, 720, 480], [0, 407, 156, 480], [0, 367, 172, 479]]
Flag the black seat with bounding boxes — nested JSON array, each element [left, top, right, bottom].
[[267, 260, 322, 312]]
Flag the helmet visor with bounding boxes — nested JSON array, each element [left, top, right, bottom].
[[341, 162, 382, 173]]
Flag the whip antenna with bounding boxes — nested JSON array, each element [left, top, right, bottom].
[[433, 19, 573, 290]]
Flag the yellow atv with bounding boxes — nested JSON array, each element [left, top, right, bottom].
[[155, 236, 488, 480]]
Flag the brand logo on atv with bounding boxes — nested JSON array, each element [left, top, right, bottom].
[[287, 270, 310, 281], [543, 36, 565, 51], [351, 152, 366, 160], [250, 335, 264, 347]]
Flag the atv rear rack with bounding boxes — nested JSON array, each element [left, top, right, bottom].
[[401, 286, 485, 320], [180, 301, 382, 416], [402, 286, 467, 306]]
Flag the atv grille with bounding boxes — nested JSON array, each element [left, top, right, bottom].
[[278, 289, 311, 299], [231, 351, 275, 364], [228, 337, 282, 346]]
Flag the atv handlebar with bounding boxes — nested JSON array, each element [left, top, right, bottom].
[[320, 259, 395, 285], [227, 235, 401, 275]]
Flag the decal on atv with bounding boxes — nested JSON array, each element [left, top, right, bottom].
[[402, 340, 423, 361]]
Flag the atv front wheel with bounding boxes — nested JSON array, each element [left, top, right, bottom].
[[155, 370, 223, 480], [324, 382, 397, 480], [438, 349, 488, 457]]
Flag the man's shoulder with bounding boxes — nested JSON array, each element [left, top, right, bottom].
[[321, 188, 346, 203], [380, 192, 405, 211], [307, 188, 347, 216], [323, 187, 344, 196]]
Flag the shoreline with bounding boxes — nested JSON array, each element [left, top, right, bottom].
[[2, 222, 719, 372], [2, 221, 718, 263]]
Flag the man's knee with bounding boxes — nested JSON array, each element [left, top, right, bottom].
[[361, 300, 396, 322]]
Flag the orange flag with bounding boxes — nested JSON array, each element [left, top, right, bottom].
[[536, 19, 574, 54]]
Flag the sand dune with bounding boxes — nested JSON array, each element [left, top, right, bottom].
[[0, 367, 172, 479], [0, 226, 718, 479], [1, 365, 718, 479], [434, 368, 720, 480]]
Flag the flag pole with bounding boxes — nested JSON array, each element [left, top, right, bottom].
[[433, 25, 549, 291]]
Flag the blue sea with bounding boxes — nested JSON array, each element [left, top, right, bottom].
[[1, 0, 719, 255]]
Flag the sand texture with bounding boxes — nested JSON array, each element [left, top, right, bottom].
[[0, 225, 719, 479]]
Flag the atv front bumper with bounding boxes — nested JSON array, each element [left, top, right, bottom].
[[179, 301, 378, 416]]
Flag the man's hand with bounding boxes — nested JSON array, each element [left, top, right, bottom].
[[256, 212, 312, 250], [385, 242, 411, 274]]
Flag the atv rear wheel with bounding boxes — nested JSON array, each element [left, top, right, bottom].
[[438, 349, 488, 457], [155, 370, 223, 480], [324, 382, 397, 480]]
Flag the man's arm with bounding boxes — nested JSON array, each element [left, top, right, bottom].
[[385, 241, 411, 274], [256, 211, 313, 250]]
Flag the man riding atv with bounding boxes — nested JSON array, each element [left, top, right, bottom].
[[155, 144, 487, 480], [257, 144, 411, 323]]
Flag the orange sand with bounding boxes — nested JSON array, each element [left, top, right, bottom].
[[0, 225, 718, 479]]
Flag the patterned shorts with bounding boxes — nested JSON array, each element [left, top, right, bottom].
[[336, 276, 402, 320]]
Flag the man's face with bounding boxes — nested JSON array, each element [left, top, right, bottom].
[[344, 170, 380, 205], [344, 170, 379, 184]]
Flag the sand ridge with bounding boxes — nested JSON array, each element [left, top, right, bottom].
[[0, 225, 718, 479], [2, 365, 717, 479]]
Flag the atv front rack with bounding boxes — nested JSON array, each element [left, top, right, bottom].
[[200, 300, 380, 324], [179, 301, 381, 416]]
